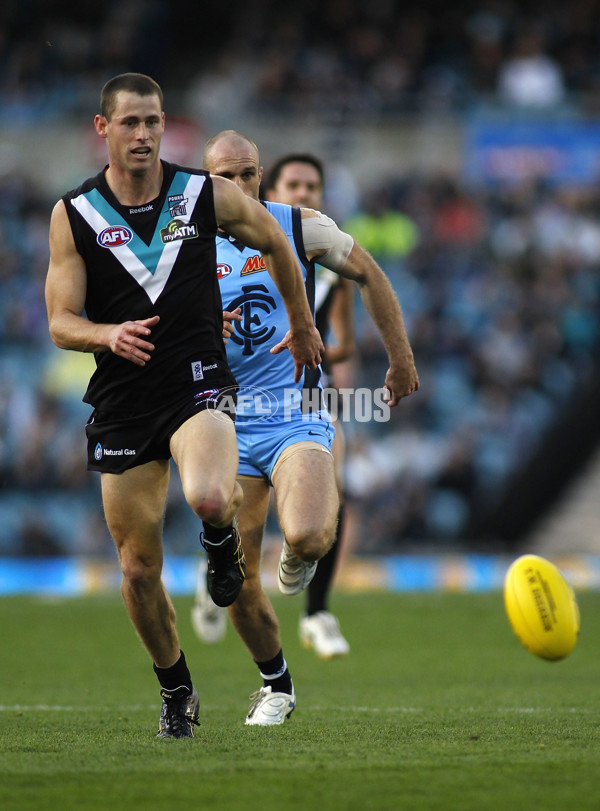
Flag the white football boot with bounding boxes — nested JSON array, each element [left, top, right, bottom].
[[245, 685, 296, 726], [278, 540, 318, 595], [299, 611, 350, 659], [191, 558, 226, 643]]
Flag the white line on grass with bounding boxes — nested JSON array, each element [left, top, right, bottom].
[[0, 705, 591, 714]]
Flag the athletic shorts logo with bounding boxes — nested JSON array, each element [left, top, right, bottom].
[[94, 442, 103, 460], [97, 226, 133, 248], [195, 388, 219, 400], [160, 219, 199, 243], [191, 360, 218, 381], [192, 361, 204, 381], [217, 263, 233, 279]]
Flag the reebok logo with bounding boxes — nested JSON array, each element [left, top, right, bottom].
[[191, 361, 218, 381]]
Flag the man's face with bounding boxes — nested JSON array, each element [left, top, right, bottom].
[[95, 91, 164, 176], [268, 162, 323, 209], [204, 139, 262, 200]]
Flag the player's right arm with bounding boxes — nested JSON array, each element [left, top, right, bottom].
[[45, 200, 159, 366], [300, 208, 418, 406]]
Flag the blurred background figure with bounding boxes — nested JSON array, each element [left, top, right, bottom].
[[497, 25, 565, 108], [265, 153, 354, 659]]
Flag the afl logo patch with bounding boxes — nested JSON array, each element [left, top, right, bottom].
[[97, 226, 133, 248], [217, 263, 233, 279]]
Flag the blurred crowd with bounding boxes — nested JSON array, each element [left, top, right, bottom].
[[1, 162, 599, 556], [341, 175, 600, 550], [4, 0, 600, 124], [186, 0, 600, 121]]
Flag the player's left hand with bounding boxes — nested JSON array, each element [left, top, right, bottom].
[[270, 325, 324, 383], [383, 360, 420, 407], [222, 307, 242, 342]]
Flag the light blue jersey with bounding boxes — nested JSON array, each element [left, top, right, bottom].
[[217, 201, 320, 420], [216, 201, 334, 479]]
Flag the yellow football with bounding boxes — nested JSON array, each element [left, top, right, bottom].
[[503, 554, 580, 661]]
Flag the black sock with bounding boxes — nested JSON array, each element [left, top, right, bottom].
[[202, 521, 234, 546], [306, 504, 345, 616], [256, 649, 293, 695], [153, 650, 193, 698]]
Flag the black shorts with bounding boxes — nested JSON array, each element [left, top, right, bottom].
[[85, 384, 236, 474]]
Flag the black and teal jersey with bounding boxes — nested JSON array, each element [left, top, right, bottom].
[[63, 161, 235, 411]]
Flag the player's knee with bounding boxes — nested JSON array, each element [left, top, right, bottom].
[[286, 524, 334, 561], [185, 482, 231, 525], [120, 556, 162, 599]]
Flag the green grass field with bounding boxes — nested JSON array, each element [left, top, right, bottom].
[[1, 589, 599, 811]]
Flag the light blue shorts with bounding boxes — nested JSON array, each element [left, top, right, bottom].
[[235, 409, 335, 481]]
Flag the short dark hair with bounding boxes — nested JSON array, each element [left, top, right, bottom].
[[266, 153, 325, 191], [100, 73, 163, 120]]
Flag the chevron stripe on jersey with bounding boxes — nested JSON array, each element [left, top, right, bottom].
[[70, 173, 206, 304]]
